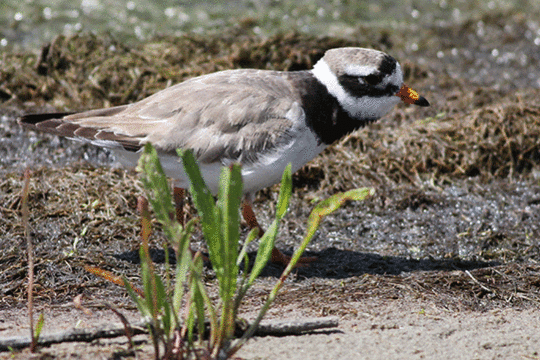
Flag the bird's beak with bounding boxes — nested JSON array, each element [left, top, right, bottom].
[[395, 84, 430, 106]]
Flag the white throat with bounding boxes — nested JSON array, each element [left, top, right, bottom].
[[311, 59, 401, 120]]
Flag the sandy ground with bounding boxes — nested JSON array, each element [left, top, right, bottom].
[[2, 297, 539, 360], [238, 303, 540, 360]]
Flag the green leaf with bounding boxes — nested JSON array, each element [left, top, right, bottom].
[[237, 228, 259, 268], [230, 187, 375, 355], [247, 220, 278, 286], [305, 188, 374, 241], [123, 276, 150, 319], [247, 165, 293, 286], [172, 218, 197, 314], [137, 143, 185, 243], [140, 263, 156, 319], [216, 164, 242, 300], [186, 300, 196, 344], [137, 144, 173, 222], [192, 269, 218, 346], [191, 254, 206, 344], [178, 149, 221, 259], [34, 313, 45, 341], [276, 164, 292, 219], [153, 273, 171, 333], [179, 149, 227, 286]]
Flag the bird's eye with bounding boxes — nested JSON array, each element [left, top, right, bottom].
[[363, 74, 383, 86]]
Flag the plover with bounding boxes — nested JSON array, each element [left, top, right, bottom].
[[19, 47, 429, 265]]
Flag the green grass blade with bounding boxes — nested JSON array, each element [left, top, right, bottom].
[[235, 230, 258, 312], [34, 313, 45, 342], [191, 267, 219, 346], [178, 149, 222, 266], [173, 218, 197, 314], [154, 273, 172, 337], [247, 220, 278, 286], [247, 165, 292, 286], [275, 164, 292, 219], [216, 164, 242, 299], [213, 164, 244, 347], [123, 276, 151, 319], [191, 254, 206, 344], [288, 188, 374, 269], [229, 187, 374, 356], [305, 188, 375, 242], [185, 296, 196, 344], [136, 144, 173, 221], [137, 143, 185, 242], [139, 246, 157, 321], [237, 228, 258, 267]]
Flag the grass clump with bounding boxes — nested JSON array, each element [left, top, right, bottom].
[[121, 143, 373, 359], [128, 143, 294, 359]]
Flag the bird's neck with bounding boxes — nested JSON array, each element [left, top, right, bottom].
[[285, 71, 378, 145]]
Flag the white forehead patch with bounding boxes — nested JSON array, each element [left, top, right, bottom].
[[344, 64, 377, 77]]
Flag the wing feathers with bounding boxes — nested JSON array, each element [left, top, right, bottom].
[[18, 69, 305, 164]]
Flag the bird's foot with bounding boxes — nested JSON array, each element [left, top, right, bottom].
[[271, 247, 317, 268]]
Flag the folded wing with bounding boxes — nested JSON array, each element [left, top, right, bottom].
[[19, 69, 302, 165]]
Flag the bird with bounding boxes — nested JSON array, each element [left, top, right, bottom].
[[19, 47, 429, 265]]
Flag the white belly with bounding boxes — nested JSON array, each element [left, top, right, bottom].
[[114, 126, 326, 196]]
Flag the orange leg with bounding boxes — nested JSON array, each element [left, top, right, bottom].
[[241, 200, 265, 237], [172, 189, 316, 267], [241, 199, 317, 267]]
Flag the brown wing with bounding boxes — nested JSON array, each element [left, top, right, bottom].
[[19, 106, 142, 151], [19, 69, 302, 164]]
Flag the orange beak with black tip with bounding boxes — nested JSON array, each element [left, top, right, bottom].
[[395, 84, 430, 106]]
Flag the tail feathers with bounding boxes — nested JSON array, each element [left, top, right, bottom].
[[18, 110, 143, 152], [18, 112, 75, 126]]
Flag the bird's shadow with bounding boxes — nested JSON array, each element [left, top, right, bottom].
[[113, 246, 496, 279]]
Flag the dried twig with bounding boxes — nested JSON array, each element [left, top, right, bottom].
[[464, 270, 494, 294], [0, 317, 339, 351], [21, 170, 36, 352], [104, 303, 136, 350], [0, 322, 148, 351]]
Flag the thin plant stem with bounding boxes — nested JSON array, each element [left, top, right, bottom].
[[22, 170, 36, 352]]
